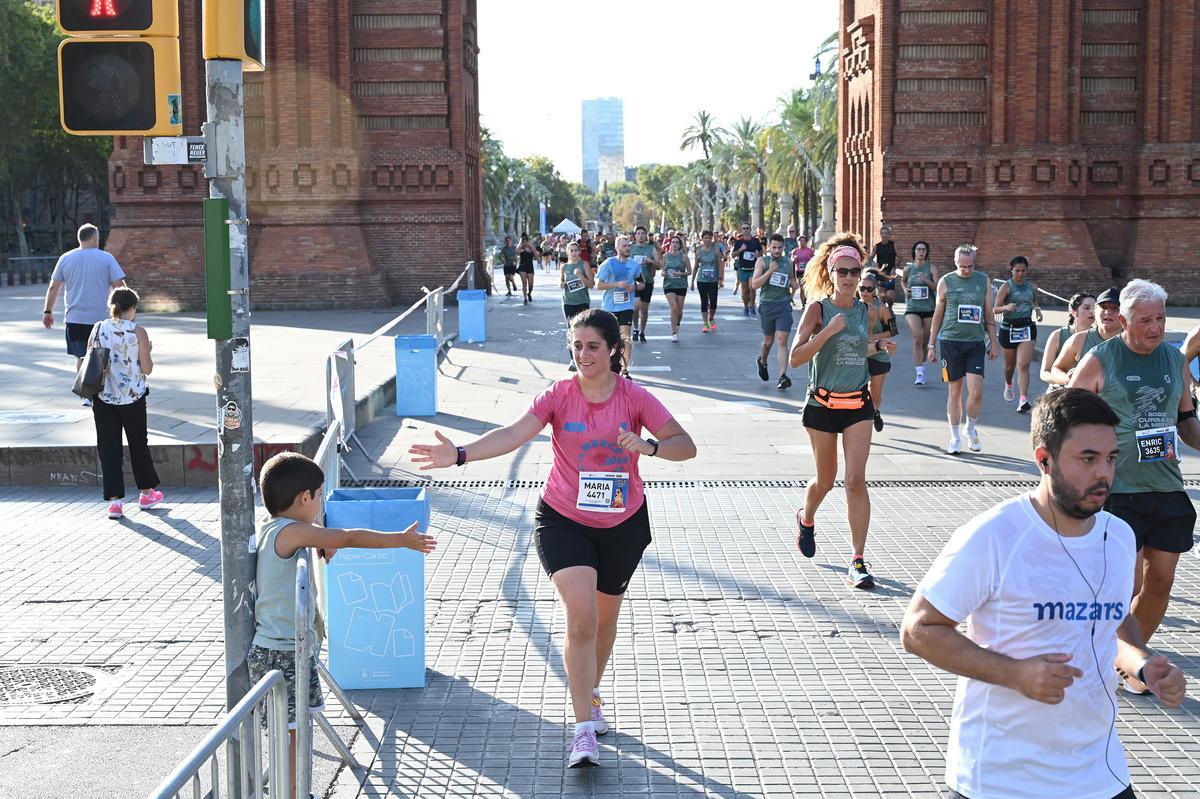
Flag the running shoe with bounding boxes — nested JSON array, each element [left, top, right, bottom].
[[702, 324, 710, 333], [873, 411, 884, 432], [966, 428, 982, 452], [743, 307, 750, 317], [1003, 384, 1014, 402], [671, 333, 679, 343], [756, 357, 769, 381], [632, 327, 640, 340], [591, 692, 609, 735], [138, 489, 164, 510], [849, 558, 875, 590], [777, 375, 792, 390], [639, 331, 647, 343], [107, 501, 124, 520], [750, 306, 757, 316], [946, 436, 962, 455], [709, 322, 718, 331], [567, 724, 599, 768], [795, 510, 816, 558], [1017, 399, 1031, 414], [914, 371, 925, 386]]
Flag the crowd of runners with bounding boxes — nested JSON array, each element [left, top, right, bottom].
[[461, 221, 1200, 779]]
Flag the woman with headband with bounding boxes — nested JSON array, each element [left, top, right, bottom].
[[789, 234, 896, 590]]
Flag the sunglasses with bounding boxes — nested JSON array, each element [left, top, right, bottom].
[[858, 285, 876, 292], [835, 267, 863, 278]]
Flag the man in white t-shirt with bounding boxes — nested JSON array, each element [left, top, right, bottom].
[[901, 388, 1186, 799]]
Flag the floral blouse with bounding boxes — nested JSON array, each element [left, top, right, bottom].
[[94, 319, 147, 405]]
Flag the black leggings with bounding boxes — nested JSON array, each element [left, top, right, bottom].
[[697, 282, 719, 314], [93, 393, 160, 501]]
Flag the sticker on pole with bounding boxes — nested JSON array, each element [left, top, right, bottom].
[[230, 338, 250, 372], [220, 400, 242, 434], [167, 94, 182, 126]]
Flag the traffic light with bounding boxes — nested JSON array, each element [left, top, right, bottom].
[[203, 0, 266, 72], [56, 0, 182, 136]]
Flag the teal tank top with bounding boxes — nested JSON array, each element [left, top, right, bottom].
[[904, 262, 935, 313], [662, 253, 689, 289], [1092, 336, 1185, 493], [631, 243, 656, 285], [868, 301, 890, 363], [1083, 327, 1110, 355], [758, 254, 793, 303], [939, 269, 990, 342], [807, 298, 870, 406], [562, 262, 590, 306], [696, 246, 720, 283], [1002, 279, 1035, 324], [252, 517, 317, 651]]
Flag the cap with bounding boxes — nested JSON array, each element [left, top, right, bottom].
[[1096, 286, 1121, 306]]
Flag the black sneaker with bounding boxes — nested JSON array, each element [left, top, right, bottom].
[[849, 558, 875, 590], [640, 331, 647, 342], [795, 510, 816, 558], [1017, 400, 1032, 414], [757, 357, 769, 381], [873, 411, 884, 432], [777, 375, 792, 390]]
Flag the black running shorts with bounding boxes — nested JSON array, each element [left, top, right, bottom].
[[635, 284, 654, 303], [563, 303, 589, 321], [867, 358, 891, 377], [613, 309, 634, 327], [939, 338, 986, 382], [534, 498, 652, 595], [1109, 491, 1196, 553], [802, 397, 876, 434], [998, 321, 1038, 350]]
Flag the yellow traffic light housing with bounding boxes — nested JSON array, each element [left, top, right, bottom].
[[58, 0, 179, 37], [203, 0, 266, 72], [58, 37, 183, 135]]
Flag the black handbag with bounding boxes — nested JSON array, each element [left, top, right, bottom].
[[72, 323, 111, 399]]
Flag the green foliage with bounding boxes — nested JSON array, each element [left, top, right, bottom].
[[612, 194, 651, 231]]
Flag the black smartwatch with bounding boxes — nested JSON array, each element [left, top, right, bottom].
[[647, 439, 659, 457]]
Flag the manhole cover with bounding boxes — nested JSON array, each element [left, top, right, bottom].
[[0, 410, 90, 425], [0, 666, 100, 705]]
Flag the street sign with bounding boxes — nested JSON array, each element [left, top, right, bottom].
[[143, 136, 208, 165]]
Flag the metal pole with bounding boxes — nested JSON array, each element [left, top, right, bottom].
[[206, 57, 255, 799]]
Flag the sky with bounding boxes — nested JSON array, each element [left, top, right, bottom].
[[477, 0, 841, 186]]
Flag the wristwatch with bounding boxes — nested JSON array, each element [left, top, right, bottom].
[[1136, 656, 1151, 686], [647, 439, 659, 457]]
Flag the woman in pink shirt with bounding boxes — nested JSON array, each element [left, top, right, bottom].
[[409, 308, 695, 769]]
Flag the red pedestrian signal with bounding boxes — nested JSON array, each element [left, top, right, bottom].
[[59, 0, 177, 36]]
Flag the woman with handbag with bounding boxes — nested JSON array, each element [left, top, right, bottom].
[[789, 234, 896, 590], [88, 287, 163, 519]]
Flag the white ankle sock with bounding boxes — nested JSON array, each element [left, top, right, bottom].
[[967, 417, 978, 433], [575, 721, 594, 735]]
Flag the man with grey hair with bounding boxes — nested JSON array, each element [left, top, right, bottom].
[[43, 223, 127, 374], [928, 244, 999, 454], [1069, 279, 1200, 691]]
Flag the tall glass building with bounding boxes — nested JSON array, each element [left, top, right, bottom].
[[582, 98, 624, 191]]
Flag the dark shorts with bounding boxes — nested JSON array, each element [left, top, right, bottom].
[[1109, 491, 1196, 553], [663, 286, 687, 297], [905, 309, 933, 320], [802, 396, 876, 434], [758, 300, 794, 335], [634, 283, 654, 303], [66, 322, 94, 358], [613, 309, 634, 327], [737, 268, 755, 283], [939, 338, 986, 382], [517, 265, 535, 274], [503, 265, 517, 275], [534, 498, 652, 595], [868, 358, 891, 376], [563, 303, 589, 321], [879, 278, 897, 291], [947, 787, 1133, 799], [247, 644, 325, 728], [999, 321, 1038, 349]]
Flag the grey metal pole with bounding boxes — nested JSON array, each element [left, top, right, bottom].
[[206, 57, 255, 799]]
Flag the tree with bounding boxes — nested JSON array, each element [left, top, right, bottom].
[[680, 110, 724, 162], [612, 194, 652, 231]]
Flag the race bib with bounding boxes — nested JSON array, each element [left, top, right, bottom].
[[1008, 326, 1031, 343], [566, 278, 584, 292], [957, 304, 982, 324], [1136, 426, 1178, 462], [909, 285, 928, 301], [700, 267, 716, 281], [613, 289, 629, 304], [667, 268, 684, 278], [577, 471, 630, 513], [743, 251, 756, 261], [633, 255, 646, 264], [769, 271, 789, 288]]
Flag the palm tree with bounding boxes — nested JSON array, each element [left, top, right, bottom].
[[680, 111, 724, 162], [728, 116, 766, 228]]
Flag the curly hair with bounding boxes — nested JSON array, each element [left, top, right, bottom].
[[802, 232, 867, 301]]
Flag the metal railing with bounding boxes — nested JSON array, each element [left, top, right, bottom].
[[148, 671, 291, 799], [2, 255, 56, 285], [989, 277, 1069, 305]]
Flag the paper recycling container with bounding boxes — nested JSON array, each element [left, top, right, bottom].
[[458, 290, 487, 343], [323, 487, 430, 689], [394, 335, 438, 417]]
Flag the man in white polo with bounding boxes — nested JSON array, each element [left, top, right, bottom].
[[43, 223, 126, 373]]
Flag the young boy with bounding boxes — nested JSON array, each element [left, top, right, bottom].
[[249, 452, 437, 796]]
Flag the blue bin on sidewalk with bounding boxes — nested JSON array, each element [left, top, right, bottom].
[[458, 289, 487, 343], [323, 487, 429, 689], [394, 335, 437, 417]]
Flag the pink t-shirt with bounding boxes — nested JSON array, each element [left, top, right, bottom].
[[528, 376, 674, 528]]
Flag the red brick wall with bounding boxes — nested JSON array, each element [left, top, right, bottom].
[[839, 0, 1200, 302], [105, 0, 482, 311]]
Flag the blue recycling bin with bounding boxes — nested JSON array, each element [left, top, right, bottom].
[[458, 289, 487, 343], [323, 487, 429, 689], [394, 335, 438, 417]]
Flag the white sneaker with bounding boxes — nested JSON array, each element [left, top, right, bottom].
[[966, 428, 982, 452], [1003, 384, 1014, 402], [671, 333, 678, 342], [946, 437, 961, 455], [567, 723, 599, 768], [914, 372, 925, 386], [590, 692, 608, 735]]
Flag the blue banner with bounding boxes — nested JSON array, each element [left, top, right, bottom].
[[539, 202, 547, 236]]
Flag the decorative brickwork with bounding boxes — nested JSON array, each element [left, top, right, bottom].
[[105, 0, 482, 310], [838, 0, 1200, 302]]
